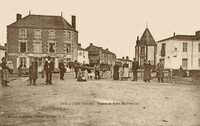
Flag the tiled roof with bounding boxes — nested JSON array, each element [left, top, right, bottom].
[[85, 45, 116, 55], [7, 14, 77, 32], [157, 35, 197, 43], [137, 28, 156, 46], [78, 47, 87, 51]]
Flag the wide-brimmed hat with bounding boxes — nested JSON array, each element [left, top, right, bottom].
[[1, 57, 6, 61]]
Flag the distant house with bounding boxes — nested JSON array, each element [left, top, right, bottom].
[[157, 31, 200, 71], [85, 43, 116, 66], [135, 28, 157, 66], [7, 13, 78, 73], [78, 43, 89, 64], [116, 56, 132, 69]]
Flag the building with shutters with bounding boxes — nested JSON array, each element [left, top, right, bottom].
[[135, 27, 157, 66], [7, 13, 78, 73], [85, 43, 116, 66], [77, 43, 89, 64], [157, 31, 200, 71]]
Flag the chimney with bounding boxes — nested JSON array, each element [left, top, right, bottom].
[[122, 57, 124, 59], [173, 32, 176, 37], [16, 13, 22, 21], [78, 43, 81, 47], [4, 43, 7, 47], [136, 36, 139, 45], [90, 43, 93, 46], [126, 56, 129, 60], [71, 15, 76, 30], [106, 48, 109, 51], [196, 31, 200, 39]]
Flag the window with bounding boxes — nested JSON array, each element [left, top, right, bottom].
[[79, 52, 82, 56], [64, 31, 71, 41], [198, 43, 200, 52], [34, 29, 42, 39], [66, 44, 71, 53], [183, 43, 187, 52], [19, 28, 27, 38], [19, 42, 27, 53], [161, 43, 166, 56], [66, 58, 71, 62], [48, 29, 56, 39], [48, 41, 56, 53], [33, 40, 42, 53], [20, 57, 26, 68], [182, 58, 188, 69], [140, 47, 145, 55], [199, 59, 200, 67]]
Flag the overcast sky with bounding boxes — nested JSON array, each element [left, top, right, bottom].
[[1, 0, 200, 59]]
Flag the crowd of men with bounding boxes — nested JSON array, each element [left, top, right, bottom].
[[0, 56, 165, 87]]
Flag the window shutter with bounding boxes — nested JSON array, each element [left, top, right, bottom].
[[26, 57, 29, 68]]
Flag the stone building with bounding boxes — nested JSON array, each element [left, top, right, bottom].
[[157, 31, 200, 71], [7, 13, 78, 73], [135, 28, 157, 66], [85, 43, 116, 66]]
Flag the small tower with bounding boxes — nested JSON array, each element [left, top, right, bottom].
[[135, 27, 156, 66]]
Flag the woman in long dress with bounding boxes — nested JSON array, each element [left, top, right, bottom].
[[123, 62, 129, 81], [143, 60, 152, 82], [113, 63, 119, 80]]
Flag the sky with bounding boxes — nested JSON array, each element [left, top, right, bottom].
[[1, 0, 200, 59]]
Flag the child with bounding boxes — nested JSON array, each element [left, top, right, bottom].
[[28, 61, 38, 86]]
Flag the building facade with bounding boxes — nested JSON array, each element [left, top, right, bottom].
[[157, 31, 200, 71], [135, 28, 157, 66], [85, 43, 116, 66], [7, 13, 78, 73], [78, 44, 89, 64]]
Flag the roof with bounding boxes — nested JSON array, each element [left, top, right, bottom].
[[137, 28, 156, 46], [157, 35, 198, 43], [78, 47, 87, 51], [85, 45, 116, 55], [7, 14, 77, 32], [0, 45, 6, 50]]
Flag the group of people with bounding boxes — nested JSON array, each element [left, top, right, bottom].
[[113, 58, 165, 83]]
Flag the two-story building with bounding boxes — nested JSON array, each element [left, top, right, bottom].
[[85, 43, 116, 66], [78, 43, 89, 64], [7, 13, 78, 73], [116, 56, 132, 69], [157, 31, 200, 72]]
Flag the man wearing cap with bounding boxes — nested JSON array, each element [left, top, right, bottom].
[[44, 56, 54, 85]]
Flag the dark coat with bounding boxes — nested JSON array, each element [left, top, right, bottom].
[[144, 63, 152, 81], [44, 61, 54, 72], [132, 61, 139, 72], [113, 64, 119, 80], [59, 62, 66, 73], [156, 62, 164, 78], [29, 65, 38, 79]]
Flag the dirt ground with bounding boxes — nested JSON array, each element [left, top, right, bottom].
[[0, 73, 200, 126]]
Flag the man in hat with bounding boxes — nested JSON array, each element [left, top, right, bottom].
[[0, 57, 10, 87], [132, 58, 139, 81], [28, 61, 38, 86], [44, 56, 54, 85], [59, 59, 66, 80], [157, 59, 164, 83]]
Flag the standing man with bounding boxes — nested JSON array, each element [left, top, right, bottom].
[[132, 58, 139, 81], [73, 60, 79, 78], [59, 59, 66, 80], [28, 61, 38, 86], [94, 62, 100, 80], [113, 62, 120, 80], [157, 59, 164, 83], [44, 56, 54, 85]]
